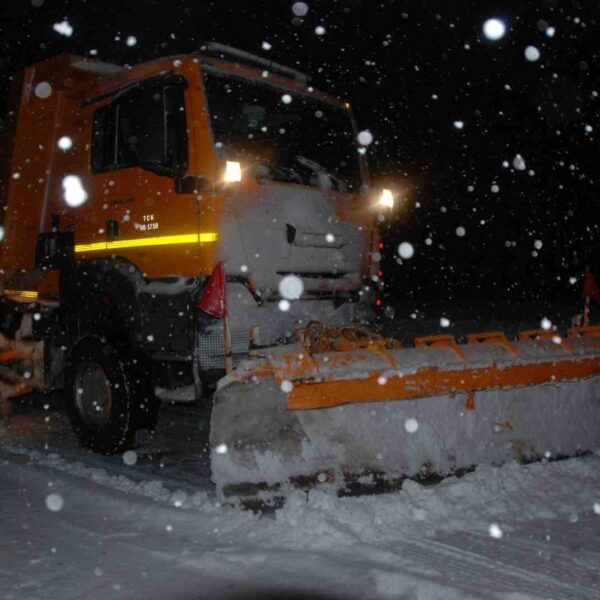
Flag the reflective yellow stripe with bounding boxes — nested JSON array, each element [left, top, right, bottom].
[[4, 289, 39, 300], [74, 232, 218, 253], [198, 232, 219, 243], [75, 241, 107, 252]]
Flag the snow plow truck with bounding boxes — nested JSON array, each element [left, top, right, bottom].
[[1, 45, 600, 502]]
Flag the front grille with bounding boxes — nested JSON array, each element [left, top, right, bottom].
[[197, 326, 250, 370]]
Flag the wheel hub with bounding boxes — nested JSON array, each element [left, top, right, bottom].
[[74, 361, 112, 430]]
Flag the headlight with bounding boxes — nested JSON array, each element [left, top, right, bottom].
[[224, 160, 242, 183], [378, 188, 394, 209]]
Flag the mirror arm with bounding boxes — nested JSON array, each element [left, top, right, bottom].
[[175, 175, 212, 194]]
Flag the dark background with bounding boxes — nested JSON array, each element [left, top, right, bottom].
[[0, 0, 598, 320]]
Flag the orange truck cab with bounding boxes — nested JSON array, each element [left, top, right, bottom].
[[0, 43, 390, 451]]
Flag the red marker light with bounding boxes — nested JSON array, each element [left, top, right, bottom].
[[378, 270, 383, 277], [198, 263, 227, 319], [378, 242, 384, 250], [375, 299, 382, 307]]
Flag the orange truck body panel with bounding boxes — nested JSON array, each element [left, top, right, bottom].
[[0, 52, 376, 297]]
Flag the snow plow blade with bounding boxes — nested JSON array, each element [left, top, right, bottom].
[[0, 335, 43, 419], [210, 325, 600, 501]]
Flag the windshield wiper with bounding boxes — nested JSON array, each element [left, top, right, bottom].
[[294, 155, 346, 191], [215, 143, 304, 184], [254, 160, 303, 184]]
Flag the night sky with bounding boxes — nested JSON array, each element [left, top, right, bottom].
[[1, 0, 599, 314]]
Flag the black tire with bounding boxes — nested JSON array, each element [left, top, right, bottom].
[[65, 336, 158, 454]]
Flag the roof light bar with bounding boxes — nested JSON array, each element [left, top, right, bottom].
[[200, 42, 309, 83]]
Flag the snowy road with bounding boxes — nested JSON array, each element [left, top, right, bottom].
[[1, 398, 214, 495], [2, 401, 600, 599]]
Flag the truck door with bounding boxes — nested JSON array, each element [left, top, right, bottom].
[[74, 73, 206, 278]]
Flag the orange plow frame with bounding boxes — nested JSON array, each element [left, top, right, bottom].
[[0, 351, 36, 418], [0, 337, 44, 419], [241, 325, 600, 410]]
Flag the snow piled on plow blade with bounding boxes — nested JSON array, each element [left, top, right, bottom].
[[210, 333, 600, 500], [211, 375, 600, 498]]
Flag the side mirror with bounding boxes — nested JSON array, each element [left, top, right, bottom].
[[175, 175, 212, 194]]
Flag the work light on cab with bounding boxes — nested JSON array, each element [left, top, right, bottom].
[[223, 160, 242, 183], [378, 188, 394, 209]]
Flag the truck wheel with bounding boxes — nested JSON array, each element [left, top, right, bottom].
[[65, 336, 157, 454]]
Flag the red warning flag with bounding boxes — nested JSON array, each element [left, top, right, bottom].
[[198, 262, 227, 318], [583, 267, 600, 302]]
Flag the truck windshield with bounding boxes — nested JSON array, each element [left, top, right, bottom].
[[202, 69, 362, 192]]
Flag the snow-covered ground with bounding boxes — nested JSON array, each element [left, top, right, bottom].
[[2, 402, 600, 599]]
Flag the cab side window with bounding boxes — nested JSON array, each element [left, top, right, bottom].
[[91, 75, 188, 175]]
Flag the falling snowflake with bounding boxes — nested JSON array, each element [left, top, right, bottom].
[[45, 493, 64, 512], [292, 2, 309, 17], [34, 82, 53, 99], [455, 226, 466, 237], [453, 120, 464, 129], [62, 175, 88, 207], [398, 242, 414, 259], [279, 275, 303, 300], [482, 18, 506, 41], [172, 491, 187, 508], [122, 450, 138, 466], [280, 380, 294, 393], [53, 20, 73, 37], [58, 136, 73, 150], [215, 443, 228, 454], [357, 130, 374, 146], [525, 46, 540, 62], [512, 154, 526, 170], [489, 523, 503, 539], [404, 418, 419, 433]]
